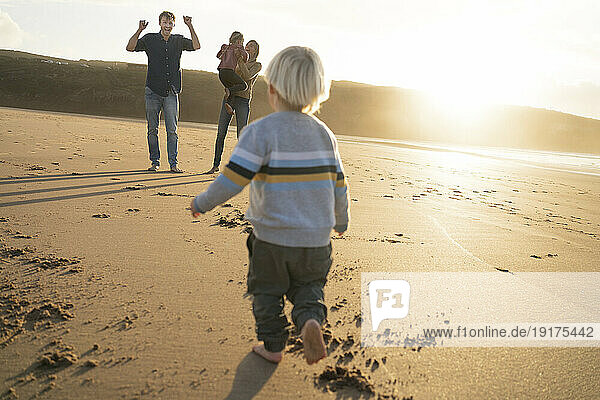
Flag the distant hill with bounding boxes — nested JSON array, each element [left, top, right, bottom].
[[1, 49, 599, 154]]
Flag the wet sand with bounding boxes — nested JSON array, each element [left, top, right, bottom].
[[1, 107, 599, 399]]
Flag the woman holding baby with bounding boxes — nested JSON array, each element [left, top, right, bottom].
[[205, 34, 262, 174]]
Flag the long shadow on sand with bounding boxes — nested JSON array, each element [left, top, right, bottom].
[[0, 177, 212, 207], [224, 352, 278, 400], [0, 169, 152, 185], [0, 172, 200, 197]]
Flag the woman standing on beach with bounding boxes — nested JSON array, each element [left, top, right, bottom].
[[205, 40, 261, 174]]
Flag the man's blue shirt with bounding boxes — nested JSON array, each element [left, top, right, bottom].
[[134, 32, 194, 97]]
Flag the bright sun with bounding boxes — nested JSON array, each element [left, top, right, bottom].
[[382, 5, 536, 121]]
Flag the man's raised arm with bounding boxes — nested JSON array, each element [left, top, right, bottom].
[[183, 16, 201, 50], [126, 20, 148, 52]]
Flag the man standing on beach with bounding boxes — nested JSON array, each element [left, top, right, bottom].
[[126, 11, 200, 173]]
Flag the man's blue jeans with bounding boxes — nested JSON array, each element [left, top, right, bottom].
[[145, 86, 179, 167], [213, 96, 250, 168]]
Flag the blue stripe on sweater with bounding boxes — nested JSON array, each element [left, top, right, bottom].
[[229, 154, 261, 172]]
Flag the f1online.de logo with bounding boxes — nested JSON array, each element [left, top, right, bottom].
[[368, 280, 411, 331]]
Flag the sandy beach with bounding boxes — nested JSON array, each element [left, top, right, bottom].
[[1, 107, 599, 399]]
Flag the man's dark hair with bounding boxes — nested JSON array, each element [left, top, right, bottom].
[[159, 11, 175, 23]]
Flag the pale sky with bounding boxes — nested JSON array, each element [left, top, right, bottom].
[[1, 0, 599, 119]]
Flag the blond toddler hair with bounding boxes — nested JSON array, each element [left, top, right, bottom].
[[264, 46, 330, 114]]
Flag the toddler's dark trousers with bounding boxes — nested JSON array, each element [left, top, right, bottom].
[[218, 68, 248, 103], [246, 232, 332, 352]]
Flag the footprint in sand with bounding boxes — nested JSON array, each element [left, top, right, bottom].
[[123, 185, 145, 191], [316, 365, 375, 396], [531, 254, 558, 260], [92, 214, 110, 219], [13, 233, 36, 239]]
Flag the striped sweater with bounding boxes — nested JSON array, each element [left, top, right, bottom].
[[194, 111, 349, 247]]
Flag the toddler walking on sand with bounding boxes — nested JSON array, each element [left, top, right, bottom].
[[191, 46, 349, 364], [217, 31, 249, 115]]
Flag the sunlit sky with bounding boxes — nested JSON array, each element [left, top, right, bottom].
[[1, 0, 599, 119]]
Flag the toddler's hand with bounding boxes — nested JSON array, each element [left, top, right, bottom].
[[333, 224, 347, 236], [190, 200, 201, 218]]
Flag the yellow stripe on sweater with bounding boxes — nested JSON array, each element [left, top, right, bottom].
[[223, 167, 251, 186], [254, 172, 337, 183]]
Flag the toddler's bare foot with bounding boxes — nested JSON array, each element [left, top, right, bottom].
[[224, 102, 235, 115], [301, 319, 327, 365], [252, 344, 283, 364]]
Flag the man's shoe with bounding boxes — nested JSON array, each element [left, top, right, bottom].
[[203, 166, 219, 174], [170, 165, 183, 173], [148, 165, 159, 172]]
